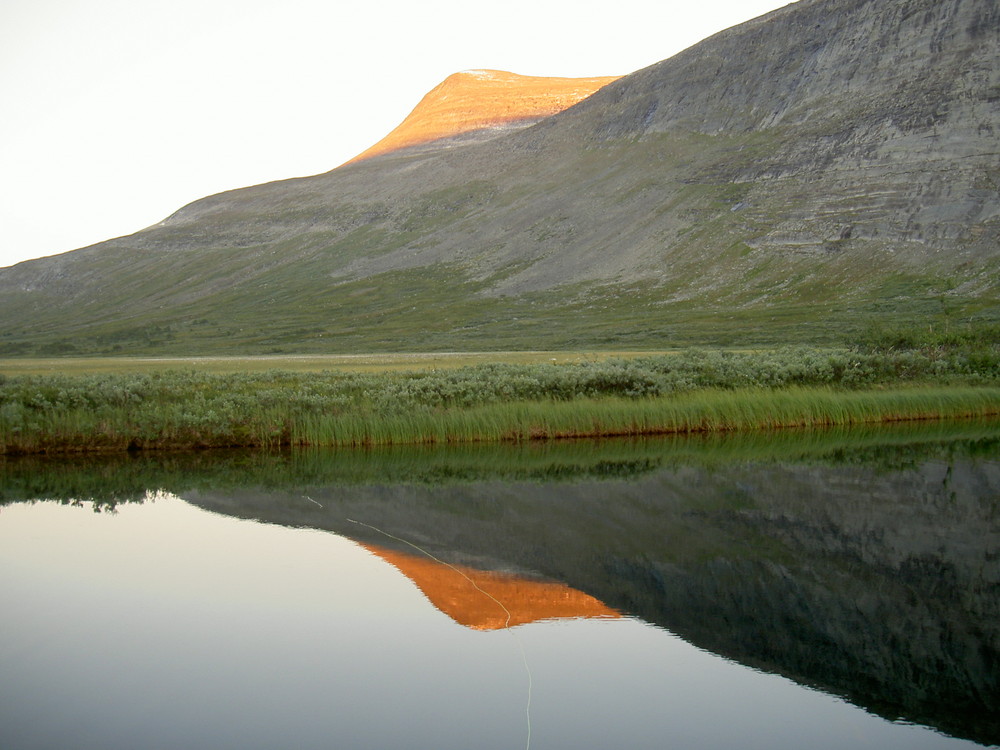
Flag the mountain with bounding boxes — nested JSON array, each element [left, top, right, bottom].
[[1, 0, 997, 356]]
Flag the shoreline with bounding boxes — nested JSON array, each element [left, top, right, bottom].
[[4, 384, 1000, 456]]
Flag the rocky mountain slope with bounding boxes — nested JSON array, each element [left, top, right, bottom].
[[0, 0, 997, 355]]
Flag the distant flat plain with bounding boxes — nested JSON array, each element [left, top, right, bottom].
[[0, 351, 673, 376]]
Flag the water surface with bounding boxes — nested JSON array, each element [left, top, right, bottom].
[[2, 422, 998, 749]]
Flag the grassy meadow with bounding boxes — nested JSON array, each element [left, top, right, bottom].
[[3, 333, 1000, 454], [0, 350, 660, 377]]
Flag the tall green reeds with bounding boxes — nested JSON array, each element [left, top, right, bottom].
[[282, 386, 1000, 447], [4, 347, 1000, 453]]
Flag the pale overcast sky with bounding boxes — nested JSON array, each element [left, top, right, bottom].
[[0, 0, 790, 268]]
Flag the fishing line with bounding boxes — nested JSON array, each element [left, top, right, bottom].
[[347, 517, 533, 750]]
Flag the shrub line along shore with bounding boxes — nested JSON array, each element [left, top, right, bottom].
[[3, 385, 999, 456], [3, 344, 1000, 455]]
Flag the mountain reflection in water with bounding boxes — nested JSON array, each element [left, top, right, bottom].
[[2, 420, 999, 746], [359, 542, 620, 630]]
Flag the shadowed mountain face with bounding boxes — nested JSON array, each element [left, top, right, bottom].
[[1, 0, 998, 355]]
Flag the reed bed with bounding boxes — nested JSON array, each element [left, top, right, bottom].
[[288, 386, 1000, 447], [3, 346, 1000, 454]]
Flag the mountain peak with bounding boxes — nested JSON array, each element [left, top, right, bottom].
[[347, 69, 621, 163]]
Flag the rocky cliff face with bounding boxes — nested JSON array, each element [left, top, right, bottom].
[[0, 0, 996, 354]]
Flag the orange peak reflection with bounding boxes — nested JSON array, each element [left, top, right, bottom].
[[362, 543, 620, 630], [348, 69, 621, 164]]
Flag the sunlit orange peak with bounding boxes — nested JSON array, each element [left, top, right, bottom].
[[362, 543, 620, 630], [347, 69, 621, 164]]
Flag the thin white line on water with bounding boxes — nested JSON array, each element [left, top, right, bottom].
[[303, 496, 323, 508], [347, 517, 533, 750]]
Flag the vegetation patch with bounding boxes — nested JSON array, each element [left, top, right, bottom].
[[3, 341, 1000, 454]]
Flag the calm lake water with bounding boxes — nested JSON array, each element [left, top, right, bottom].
[[2, 422, 999, 749]]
